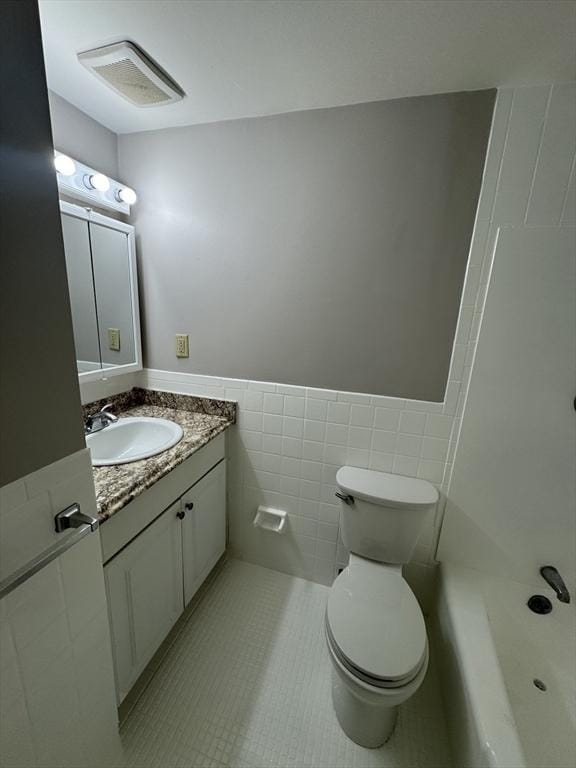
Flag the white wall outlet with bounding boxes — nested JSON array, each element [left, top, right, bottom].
[[108, 328, 121, 351], [175, 333, 189, 358]]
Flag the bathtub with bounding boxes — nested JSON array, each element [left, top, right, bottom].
[[434, 563, 576, 768]]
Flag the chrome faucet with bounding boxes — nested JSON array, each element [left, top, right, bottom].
[[540, 565, 571, 604], [84, 404, 118, 435]]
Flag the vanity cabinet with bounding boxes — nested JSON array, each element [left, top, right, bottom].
[[103, 445, 227, 704], [105, 501, 184, 702], [181, 460, 226, 606]]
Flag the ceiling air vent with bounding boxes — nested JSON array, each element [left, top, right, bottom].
[[78, 41, 184, 107]]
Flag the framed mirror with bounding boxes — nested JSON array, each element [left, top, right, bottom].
[[60, 201, 142, 381]]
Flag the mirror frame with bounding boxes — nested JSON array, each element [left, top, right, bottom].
[[59, 200, 142, 382]]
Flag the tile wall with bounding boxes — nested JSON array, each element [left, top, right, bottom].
[[0, 450, 121, 767]]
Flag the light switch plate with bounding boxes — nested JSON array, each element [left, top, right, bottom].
[[175, 333, 189, 358], [108, 328, 121, 351]]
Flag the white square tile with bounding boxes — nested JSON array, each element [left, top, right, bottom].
[[399, 411, 427, 435], [284, 395, 305, 418], [280, 457, 300, 477], [304, 419, 326, 442], [283, 417, 304, 438], [0, 480, 27, 516], [301, 461, 322, 482], [417, 459, 444, 484], [323, 444, 346, 466], [262, 414, 282, 434], [263, 393, 284, 414], [261, 452, 282, 473], [280, 475, 301, 497], [397, 434, 423, 457], [300, 480, 321, 501], [421, 437, 449, 462], [299, 500, 319, 519], [374, 407, 401, 431], [261, 433, 281, 454], [319, 504, 340, 524], [369, 451, 394, 472], [244, 390, 264, 411], [371, 429, 397, 453], [327, 401, 350, 424], [350, 405, 374, 427], [239, 410, 263, 431], [282, 437, 302, 458], [302, 441, 323, 462], [317, 523, 339, 543], [305, 398, 328, 421], [348, 427, 371, 449], [393, 455, 419, 476], [346, 448, 369, 467], [425, 413, 453, 439], [325, 423, 347, 445]]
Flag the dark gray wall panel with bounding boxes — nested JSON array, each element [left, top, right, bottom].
[[0, 0, 84, 486]]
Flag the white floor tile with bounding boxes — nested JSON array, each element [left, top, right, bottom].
[[120, 560, 452, 768]]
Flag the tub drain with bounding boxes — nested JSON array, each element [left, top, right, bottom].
[[533, 678, 547, 692]]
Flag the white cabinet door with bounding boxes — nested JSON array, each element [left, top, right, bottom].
[[181, 461, 226, 606], [105, 502, 183, 703]]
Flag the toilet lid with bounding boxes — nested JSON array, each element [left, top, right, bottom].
[[326, 559, 427, 683]]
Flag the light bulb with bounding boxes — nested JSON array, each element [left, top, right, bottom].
[[86, 173, 110, 192], [54, 154, 76, 176], [117, 186, 137, 205]]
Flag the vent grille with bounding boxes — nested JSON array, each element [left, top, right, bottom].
[[93, 59, 171, 105], [78, 41, 184, 108]]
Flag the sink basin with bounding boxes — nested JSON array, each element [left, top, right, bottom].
[[87, 417, 184, 466]]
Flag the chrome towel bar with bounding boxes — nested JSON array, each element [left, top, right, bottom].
[[0, 503, 99, 601]]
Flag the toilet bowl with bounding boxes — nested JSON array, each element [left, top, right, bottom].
[[326, 467, 438, 747], [325, 554, 429, 746]]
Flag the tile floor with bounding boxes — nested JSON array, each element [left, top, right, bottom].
[[120, 559, 452, 768]]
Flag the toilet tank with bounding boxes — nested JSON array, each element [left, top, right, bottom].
[[336, 467, 439, 564]]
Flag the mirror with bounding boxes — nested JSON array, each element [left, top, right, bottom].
[[60, 202, 141, 380]]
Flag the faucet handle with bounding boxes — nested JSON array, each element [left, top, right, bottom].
[[99, 403, 118, 422]]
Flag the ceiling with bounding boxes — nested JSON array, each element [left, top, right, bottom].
[[39, 0, 576, 135]]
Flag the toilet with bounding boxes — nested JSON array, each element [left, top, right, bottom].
[[326, 466, 439, 748]]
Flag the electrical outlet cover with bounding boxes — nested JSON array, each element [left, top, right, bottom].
[[108, 328, 121, 351], [175, 334, 189, 358]]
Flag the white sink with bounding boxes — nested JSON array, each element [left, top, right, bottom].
[[87, 417, 184, 466]]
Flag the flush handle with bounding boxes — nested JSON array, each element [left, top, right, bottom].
[[335, 492, 354, 505]]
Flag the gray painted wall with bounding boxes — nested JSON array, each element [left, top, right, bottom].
[[48, 90, 118, 179], [1, 0, 85, 487], [120, 91, 494, 400]]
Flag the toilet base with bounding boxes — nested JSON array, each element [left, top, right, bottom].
[[331, 668, 398, 748]]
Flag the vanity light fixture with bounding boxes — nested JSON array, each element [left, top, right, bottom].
[[116, 187, 137, 205], [85, 173, 111, 192], [54, 154, 76, 176], [54, 151, 136, 213]]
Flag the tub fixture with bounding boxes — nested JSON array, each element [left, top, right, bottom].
[[86, 416, 183, 466], [527, 594, 552, 614], [85, 404, 119, 434], [326, 467, 438, 747], [539, 565, 570, 603], [533, 678, 547, 692]]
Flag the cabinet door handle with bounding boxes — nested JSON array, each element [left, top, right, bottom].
[[185, 502, 194, 510], [176, 510, 186, 520]]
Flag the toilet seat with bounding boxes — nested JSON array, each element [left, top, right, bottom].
[[326, 556, 427, 687]]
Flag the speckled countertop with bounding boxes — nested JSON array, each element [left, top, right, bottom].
[[83, 388, 236, 522]]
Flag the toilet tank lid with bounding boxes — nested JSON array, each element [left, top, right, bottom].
[[336, 467, 438, 508]]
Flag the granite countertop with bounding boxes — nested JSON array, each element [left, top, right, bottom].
[[83, 388, 236, 522]]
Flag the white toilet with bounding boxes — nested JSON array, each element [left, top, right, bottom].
[[326, 466, 439, 748]]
